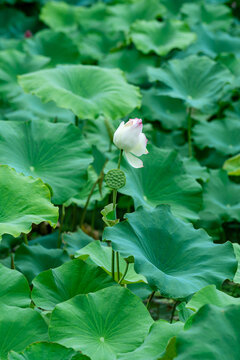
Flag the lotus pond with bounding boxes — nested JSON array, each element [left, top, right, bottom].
[[0, 0, 240, 359]]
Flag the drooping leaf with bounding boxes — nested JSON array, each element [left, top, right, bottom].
[[0, 120, 92, 204], [148, 55, 231, 112], [0, 263, 30, 307], [0, 305, 48, 360], [223, 154, 240, 176], [193, 118, 240, 156], [0, 165, 58, 240], [130, 20, 196, 56], [18, 65, 141, 120], [76, 240, 146, 284], [49, 286, 154, 360], [112, 145, 202, 220], [32, 258, 115, 310], [201, 169, 240, 222], [15, 244, 69, 283], [103, 206, 237, 299], [118, 321, 184, 360], [186, 285, 240, 312], [174, 304, 240, 360]]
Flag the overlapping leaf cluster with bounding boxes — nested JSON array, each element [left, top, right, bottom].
[[0, 0, 240, 359]]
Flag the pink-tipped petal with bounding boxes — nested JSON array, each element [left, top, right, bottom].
[[125, 152, 143, 168]]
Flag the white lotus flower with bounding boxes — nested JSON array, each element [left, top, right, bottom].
[[113, 118, 148, 168]]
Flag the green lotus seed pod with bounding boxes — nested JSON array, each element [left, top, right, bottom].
[[105, 169, 126, 190]]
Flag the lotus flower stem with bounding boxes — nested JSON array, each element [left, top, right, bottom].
[[75, 115, 79, 127], [23, 233, 28, 245], [112, 149, 123, 282], [57, 205, 65, 248], [146, 291, 155, 310], [11, 254, 15, 270], [118, 261, 129, 285], [80, 178, 99, 228], [111, 249, 115, 280], [170, 300, 179, 323]]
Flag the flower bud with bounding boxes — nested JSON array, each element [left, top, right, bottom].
[[113, 118, 148, 168]]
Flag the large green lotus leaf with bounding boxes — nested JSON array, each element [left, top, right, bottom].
[[18, 65, 141, 120], [0, 305, 48, 360], [114, 145, 202, 220], [0, 263, 30, 307], [233, 243, 240, 283], [100, 48, 158, 85], [40, 2, 79, 31], [32, 258, 115, 310], [0, 120, 92, 204], [186, 285, 240, 312], [139, 87, 187, 129], [76, 240, 146, 284], [5, 93, 75, 123], [0, 166, 58, 240], [103, 206, 237, 299], [186, 24, 240, 58], [24, 29, 81, 66], [174, 304, 240, 360], [223, 154, 240, 176], [201, 169, 240, 222], [0, 49, 49, 98], [63, 229, 94, 256], [118, 321, 183, 360], [193, 118, 240, 156], [181, 3, 232, 31], [8, 342, 80, 360], [107, 0, 165, 32], [148, 55, 231, 112], [15, 244, 69, 283], [130, 20, 196, 56], [49, 286, 153, 360]]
